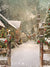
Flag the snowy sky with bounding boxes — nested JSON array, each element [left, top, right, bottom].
[[1, 0, 50, 20]]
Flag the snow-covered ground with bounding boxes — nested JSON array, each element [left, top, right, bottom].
[[11, 40, 40, 67], [11, 40, 50, 67], [0, 40, 50, 67]]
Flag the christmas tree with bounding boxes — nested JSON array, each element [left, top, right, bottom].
[[45, 8, 50, 38], [44, 6, 50, 46], [37, 6, 50, 45]]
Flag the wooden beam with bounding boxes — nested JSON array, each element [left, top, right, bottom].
[[40, 43, 43, 67], [7, 41, 11, 66]]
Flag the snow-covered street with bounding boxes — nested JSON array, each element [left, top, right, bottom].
[[11, 40, 40, 67]]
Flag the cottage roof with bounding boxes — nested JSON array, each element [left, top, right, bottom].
[[0, 20, 5, 27], [0, 14, 21, 29]]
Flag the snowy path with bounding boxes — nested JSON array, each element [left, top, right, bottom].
[[0, 40, 50, 67], [11, 40, 40, 67]]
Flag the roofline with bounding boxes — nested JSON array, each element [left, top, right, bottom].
[[0, 14, 16, 29]]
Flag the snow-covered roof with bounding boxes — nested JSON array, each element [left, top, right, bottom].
[[8, 20, 21, 29], [0, 14, 9, 22], [0, 21, 5, 27], [0, 14, 21, 29]]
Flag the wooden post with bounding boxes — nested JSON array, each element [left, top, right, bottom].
[[7, 42, 11, 66], [40, 41, 43, 67], [7, 34, 11, 67], [39, 27, 44, 67]]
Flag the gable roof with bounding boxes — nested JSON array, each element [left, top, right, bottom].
[[0, 14, 21, 29]]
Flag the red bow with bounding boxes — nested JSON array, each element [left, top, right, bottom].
[[4, 39, 8, 43]]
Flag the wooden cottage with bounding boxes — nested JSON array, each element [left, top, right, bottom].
[[0, 14, 21, 43]]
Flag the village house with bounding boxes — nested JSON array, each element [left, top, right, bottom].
[[0, 14, 21, 44]]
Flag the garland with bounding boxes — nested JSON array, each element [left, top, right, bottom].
[[37, 39, 50, 46]]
